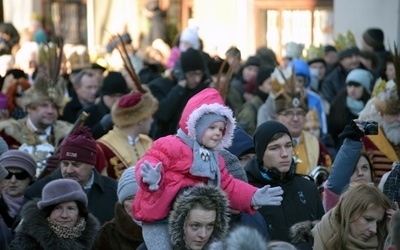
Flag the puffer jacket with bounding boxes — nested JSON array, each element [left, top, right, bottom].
[[134, 88, 257, 222]]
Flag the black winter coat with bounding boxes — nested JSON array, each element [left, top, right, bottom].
[[245, 158, 325, 242]]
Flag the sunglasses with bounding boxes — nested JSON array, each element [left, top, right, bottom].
[[5, 171, 30, 180]]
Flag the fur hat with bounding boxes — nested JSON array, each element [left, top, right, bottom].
[[180, 28, 200, 50], [22, 73, 67, 115], [117, 166, 138, 204], [0, 150, 37, 179], [112, 89, 158, 128], [169, 184, 229, 249], [254, 121, 292, 161], [181, 48, 204, 73], [59, 126, 96, 165], [101, 71, 129, 96], [346, 69, 373, 94], [273, 67, 309, 114], [373, 46, 400, 115], [37, 179, 88, 209], [363, 28, 385, 51]]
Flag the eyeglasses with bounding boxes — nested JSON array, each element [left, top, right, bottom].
[[5, 171, 30, 180], [279, 110, 306, 119], [186, 71, 203, 78]]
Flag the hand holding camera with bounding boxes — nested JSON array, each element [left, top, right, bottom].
[[339, 119, 378, 141]]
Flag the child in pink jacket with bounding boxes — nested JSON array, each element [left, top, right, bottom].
[[134, 88, 283, 249]]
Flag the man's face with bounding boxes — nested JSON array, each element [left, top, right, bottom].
[[382, 113, 400, 145], [185, 70, 203, 89], [27, 100, 58, 129], [262, 134, 293, 173], [275, 108, 307, 137], [324, 51, 338, 65], [61, 160, 93, 187], [75, 75, 99, 104], [341, 54, 360, 71]]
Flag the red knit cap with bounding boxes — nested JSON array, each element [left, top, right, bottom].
[[60, 126, 96, 165]]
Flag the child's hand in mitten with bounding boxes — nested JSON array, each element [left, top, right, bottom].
[[140, 161, 162, 191], [251, 185, 284, 207]]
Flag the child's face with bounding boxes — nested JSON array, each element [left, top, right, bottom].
[[201, 121, 225, 149]]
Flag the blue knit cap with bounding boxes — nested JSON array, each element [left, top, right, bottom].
[[227, 127, 255, 158], [289, 59, 311, 87], [195, 113, 226, 143]]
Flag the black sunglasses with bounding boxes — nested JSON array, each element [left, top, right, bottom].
[[5, 171, 30, 180]]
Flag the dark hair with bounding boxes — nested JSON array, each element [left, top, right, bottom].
[[42, 200, 89, 219], [359, 50, 378, 70], [355, 152, 375, 183]]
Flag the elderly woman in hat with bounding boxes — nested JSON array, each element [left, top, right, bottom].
[[0, 150, 37, 228], [9, 179, 100, 249]]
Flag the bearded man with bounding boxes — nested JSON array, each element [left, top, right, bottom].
[[361, 77, 400, 182]]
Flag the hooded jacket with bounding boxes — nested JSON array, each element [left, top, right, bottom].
[[134, 88, 257, 222], [168, 184, 229, 250], [9, 200, 100, 250]]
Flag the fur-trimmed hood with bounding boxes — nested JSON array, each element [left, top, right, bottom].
[[10, 199, 100, 250], [168, 184, 230, 250], [178, 88, 236, 150]]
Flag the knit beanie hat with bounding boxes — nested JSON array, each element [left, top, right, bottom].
[[0, 149, 37, 179], [37, 179, 88, 209], [253, 121, 292, 161], [243, 56, 261, 68], [256, 65, 274, 86], [117, 166, 138, 204], [181, 48, 205, 73], [346, 69, 373, 94], [226, 126, 255, 158], [0, 136, 8, 155], [101, 71, 129, 96], [112, 90, 158, 128], [195, 113, 226, 143], [362, 28, 385, 51], [180, 28, 200, 50], [0, 162, 7, 180], [60, 126, 96, 165]]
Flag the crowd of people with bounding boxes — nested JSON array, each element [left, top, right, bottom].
[[0, 2, 400, 249]]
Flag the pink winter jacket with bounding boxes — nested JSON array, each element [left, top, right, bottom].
[[133, 88, 258, 223]]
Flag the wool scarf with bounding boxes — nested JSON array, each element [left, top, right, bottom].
[[47, 217, 86, 240], [176, 129, 221, 187], [346, 96, 365, 116], [1, 190, 23, 218]]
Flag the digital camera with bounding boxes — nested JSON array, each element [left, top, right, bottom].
[[359, 121, 378, 135]]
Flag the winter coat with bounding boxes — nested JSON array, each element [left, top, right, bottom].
[[236, 93, 265, 136], [23, 169, 118, 225], [148, 75, 209, 139], [321, 64, 349, 104], [134, 88, 257, 222], [10, 200, 100, 250], [95, 203, 143, 250], [168, 185, 229, 250], [245, 158, 325, 242], [82, 98, 111, 139], [323, 138, 363, 212]]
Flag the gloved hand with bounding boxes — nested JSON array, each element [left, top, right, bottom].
[[251, 185, 284, 207], [46, 153, 60, 173], [100, 114, 113, 131], [338, 120, 364, 141], [140, 161, 162, 191]]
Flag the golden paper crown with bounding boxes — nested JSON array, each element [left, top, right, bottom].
[[66, 45, 91, 72], [334, 30, 357, 52], [304, 108, 321, 130], [306, 44, 324, 62]]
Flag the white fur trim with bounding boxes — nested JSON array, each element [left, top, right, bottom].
[[186, 103, 236, 150]]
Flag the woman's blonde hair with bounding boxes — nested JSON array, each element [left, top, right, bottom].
[[327, 183, 391, 249]]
